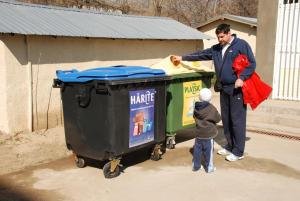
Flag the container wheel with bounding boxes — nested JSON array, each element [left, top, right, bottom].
[[103, 161, 120, 179], [166, 143, 175, 149], [150, 153, 161, 161], [75, 157, 86, 168], [150, 144, 162, 161], [166, 136, 176, 149]]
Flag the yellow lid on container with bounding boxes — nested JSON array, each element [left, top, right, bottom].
[[150, 56, 213, 75]]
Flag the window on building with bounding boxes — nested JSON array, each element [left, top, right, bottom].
[[284, 0, 299, 4]]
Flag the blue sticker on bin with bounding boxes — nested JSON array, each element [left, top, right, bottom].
[[129, 89, 155, 148]]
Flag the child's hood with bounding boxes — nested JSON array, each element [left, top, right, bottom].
[[194, 101, 210, 111], [194, 101, 221, 124]]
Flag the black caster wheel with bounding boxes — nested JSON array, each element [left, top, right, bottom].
[[166, 143, 175, 149], [75, 157, 86, 168], [166, 136, 176, 149], [103, 161, 120, 179], [150, 153, 161, 161]]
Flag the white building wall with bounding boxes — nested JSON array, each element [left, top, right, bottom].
[[1, 35, 203, 134], [0, 40, 9, 134], [1, 35, 30, 134]]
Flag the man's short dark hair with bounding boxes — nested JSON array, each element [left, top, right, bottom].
[[215, 24, 231, 34]]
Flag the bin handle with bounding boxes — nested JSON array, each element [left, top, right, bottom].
[[95, 83, 109, 94], [53, 79, 64, 88], [76, 86, 92, 108]]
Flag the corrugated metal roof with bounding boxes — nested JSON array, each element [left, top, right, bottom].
[[196, 14, 257, 29], [0, 0, 212, 40]]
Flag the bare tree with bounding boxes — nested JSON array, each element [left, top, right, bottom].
[[152, 0, 164, 16], [117, 0, 130, 14], [18, 0, 258, 26]]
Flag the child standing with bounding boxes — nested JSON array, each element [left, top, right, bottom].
[[192, 88, 221, 173]]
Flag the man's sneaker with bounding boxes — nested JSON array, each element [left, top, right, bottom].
[[225, 153, 244, 162], [217, 148, 231, 156]]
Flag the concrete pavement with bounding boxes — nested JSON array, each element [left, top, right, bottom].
[[0, 130, 299, 201]]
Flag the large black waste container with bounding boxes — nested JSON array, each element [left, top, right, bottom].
[[53, 66, 168, 178]]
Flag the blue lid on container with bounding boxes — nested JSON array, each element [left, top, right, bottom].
[[56, 65, 166, 82]]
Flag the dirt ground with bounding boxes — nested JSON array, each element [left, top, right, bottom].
[[0, 127, 300, 201], [0, 127, 71, 175]]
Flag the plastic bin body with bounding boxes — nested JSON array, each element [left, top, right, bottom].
[[166, 72, 214, 136], [55, 66, 168, 161]]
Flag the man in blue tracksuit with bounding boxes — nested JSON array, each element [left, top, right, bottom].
[[172, 24, 256, 161]]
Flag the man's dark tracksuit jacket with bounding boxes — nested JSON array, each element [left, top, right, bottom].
[[182, 34, 256, 94], [182, 35, 256, 157]]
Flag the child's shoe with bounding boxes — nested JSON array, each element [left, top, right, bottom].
[[192, 165, 203, 172], [206, 167, 216, 173]]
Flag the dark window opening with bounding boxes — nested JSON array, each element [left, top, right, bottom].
[[284, 0, 299, 4]]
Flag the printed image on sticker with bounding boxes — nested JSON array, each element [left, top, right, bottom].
[[129, 89, 155, 148], [182, 80, 202, 126]]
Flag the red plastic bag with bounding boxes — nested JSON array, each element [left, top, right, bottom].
[[233, 54, 272, 110], [233, 54, 250, 74]]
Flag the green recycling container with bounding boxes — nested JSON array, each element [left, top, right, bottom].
[[165, 72, 214, 149]]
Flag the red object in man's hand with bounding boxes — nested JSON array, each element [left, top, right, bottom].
[[232, 54, 272, 110], [233, 54, 250, 75]]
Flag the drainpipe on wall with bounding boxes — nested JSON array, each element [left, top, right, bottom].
[[26, 36, 33, 132]]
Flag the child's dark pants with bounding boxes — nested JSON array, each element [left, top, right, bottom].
[[193, 138, 214, 172]]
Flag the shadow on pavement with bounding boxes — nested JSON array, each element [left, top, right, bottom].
[[0, 179, 34, 201], [72, 126, 253, 176], [0, 160, 67, 201], [214, 154, 300, 180], [85, 147, 153, 173], [176, 125, 250, 147]]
